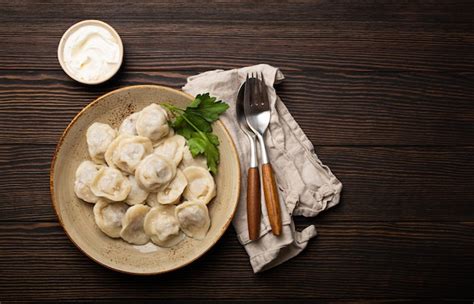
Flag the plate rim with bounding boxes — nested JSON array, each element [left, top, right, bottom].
[[49, 84, 241, 275]]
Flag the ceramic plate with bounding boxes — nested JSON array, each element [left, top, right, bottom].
[[50, 85, 240, 274]]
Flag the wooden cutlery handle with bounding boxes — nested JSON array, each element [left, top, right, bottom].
[[262, 163, 282, 236], [247, 167, 261, 241]]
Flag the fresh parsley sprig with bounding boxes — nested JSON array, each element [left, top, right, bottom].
[[162, 93, 229, 174]]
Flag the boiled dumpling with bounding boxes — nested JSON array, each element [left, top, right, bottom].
[[125, 175, 149, 205], [182, 166, 216, 205], [135, 154, 176, 192], [136, 104, 170, 142], [153, 134, 186, 165], [156, 169, 187, 205], [145, 191, 159, 207], [90, 167, 131, 201], [86, 122, 117, 163], [144, 205, 185, 247], [119, 112, 140, 136], [93, 199, 129, 238], [175, 201, 210, 240], [152, 128, 175, 147], [111, 136, 153, 174], [104, 134, 130, 169], [74, 160, 103, 203], [120, 204, 150, 245], [156, 169, 188, 205], [179, 146, 207, 170]]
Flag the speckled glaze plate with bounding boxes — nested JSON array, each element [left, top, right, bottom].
[[50, 85, 240, 274]]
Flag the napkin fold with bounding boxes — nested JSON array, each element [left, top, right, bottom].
[[183, 64, 342, 273]]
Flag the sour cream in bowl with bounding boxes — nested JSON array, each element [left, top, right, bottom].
[[58, 20, 124, 85]]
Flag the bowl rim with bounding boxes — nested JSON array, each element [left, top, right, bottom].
[[57, 19, 124, 85], [50, 84, 241, 275]]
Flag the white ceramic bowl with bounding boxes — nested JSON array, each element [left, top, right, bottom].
[[57, 20, 124, 85]]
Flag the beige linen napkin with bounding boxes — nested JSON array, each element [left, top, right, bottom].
[[182, 64, 342, 273]]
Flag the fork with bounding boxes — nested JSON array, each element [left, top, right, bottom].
[[244, 72, 282, 236], [236, 82, 261, 241]]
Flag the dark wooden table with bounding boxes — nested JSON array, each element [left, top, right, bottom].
[[1, 1, 473, 302]]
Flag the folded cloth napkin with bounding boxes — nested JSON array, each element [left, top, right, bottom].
[[183, 64, 342, 273]]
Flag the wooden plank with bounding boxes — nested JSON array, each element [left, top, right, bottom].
[[1, 1, 473, 23], [0, 71, 472, 145], [278, 71, 474, 146], [0, 21, 472, 72], [0, 144, 472, 222], [0, 0, 473, 301], [0, 221, 472, 300]]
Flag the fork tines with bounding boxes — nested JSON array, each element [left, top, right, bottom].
[[244, 72, 269, 113]]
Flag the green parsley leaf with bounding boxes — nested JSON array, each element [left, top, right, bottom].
[[185, 112, 212, 133], [206, 133, 220, 146], [175, 123, 194, 140], [162, 93, 228, 174], [188, 136, 207, 156], [187, 93, 229, 123], [202, 133, 220, 174]]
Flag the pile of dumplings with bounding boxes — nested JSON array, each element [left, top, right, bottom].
[[73, 103, 216, 247]]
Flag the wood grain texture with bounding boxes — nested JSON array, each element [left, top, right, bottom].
[[261, 163, 282, 236], [0, 222, 472, 301], [247, 167, 261, 241], [0, 71, 472, 145], [1, 22, 474, 73], [0, 0, 473, 302], [0, 144, 472, 222]]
